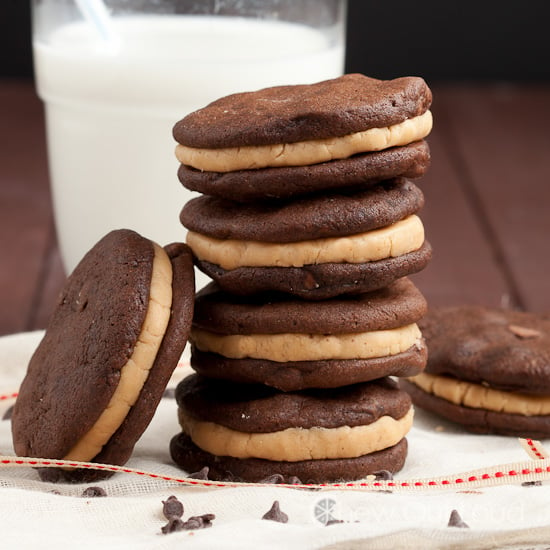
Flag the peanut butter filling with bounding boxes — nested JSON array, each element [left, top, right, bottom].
[[178, 407, 414, 462], [186, 215, 424, 270], [175, 110, 433, 172], [408, 372, 550, 416], [191, 323, 422, 363], [63, 243, 173, 462]]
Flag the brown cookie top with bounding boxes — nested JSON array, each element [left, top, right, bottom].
[[180, 178, 424, 242], [193, 277, 427, 335], [176, 374, 411, 432], [173, 73, 432, 148], [420, 306, 550, 394], [177, 140, 430, 201], [11, 231, 195, 468]]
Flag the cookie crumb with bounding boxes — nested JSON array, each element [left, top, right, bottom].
[[262, 501, 288, 523], [162, 495, 184, 519], [508, 324, 541, 339], [435, 425, 445, 432], [81, 486, 107, 498], [448, 509, 469, 528]]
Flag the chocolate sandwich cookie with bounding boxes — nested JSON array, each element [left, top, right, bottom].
[[177, 140, 430, 201], [189, 277, 427, 391], [170, 374, 413, 483], [181, 178, 432, 299], [173, 73, 432, 174], [11, 230, 195, 482], [401, 306, 550, 437]]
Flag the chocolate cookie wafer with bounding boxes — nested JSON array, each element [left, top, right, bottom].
[[170, 374, 413, 483], [189, 277, 427, 390], [181, 178, 432, 298], [401, 306, 550, 437]]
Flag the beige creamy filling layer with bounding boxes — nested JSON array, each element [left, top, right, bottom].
[[179, 407, 414, 461], [191, 323, 422, 363], [63, 243, 173, 462], [408, 372, 550, 416], [187, 215, 424, 270]]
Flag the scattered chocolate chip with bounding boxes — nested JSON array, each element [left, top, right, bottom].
[[522, 480, 543, 487], [373, 470, 393, 481], [448, 509, 469, 528], [188, 466, 210, 480], [161, 517, 186, 534], [259, 474, 285, 484], [2, 405, 14, 420], [262, 501, 288, 523], [162, 495, 184, 519], [287, 476, 302, 485], [162, 388, 176, 399], [81, 486, 107, 498], [508, 324, 541, 339], [183, 514, 215, 530]]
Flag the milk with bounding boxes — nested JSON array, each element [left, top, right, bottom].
[[34, 15, 345, 275]]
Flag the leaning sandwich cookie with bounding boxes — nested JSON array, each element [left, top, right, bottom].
[[11, 230, 195, 482], [170, 374, 413, 483], [401, 306, 550, 438], [173, 73, 432, 200]]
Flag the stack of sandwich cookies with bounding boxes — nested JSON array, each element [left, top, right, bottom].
[[402, 306, 550, 438], [170, 73, 434, 482]]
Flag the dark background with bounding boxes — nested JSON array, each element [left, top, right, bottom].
[[2, 0, 550, 82]]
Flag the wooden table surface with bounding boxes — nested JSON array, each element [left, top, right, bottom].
[[1, 79, 550, 337]]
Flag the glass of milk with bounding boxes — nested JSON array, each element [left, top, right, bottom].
[[32, 0, 347, 278]]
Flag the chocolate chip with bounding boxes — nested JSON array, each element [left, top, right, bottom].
[[188, 466, 210, 480], [162, 495, 184, 519], [162, 388, 176, 399], [183, 514, 215, 530], [259, 474, 285, 484], [81, 486, 107, 498], [287, 476, 302, 485], [522, 480, 543, 487], [2, 405, 13, 420], [373, 470, 393, 481], [448, 509, 469, 528], [262, 501, 288, 523], [161, 517, 185, 534]]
